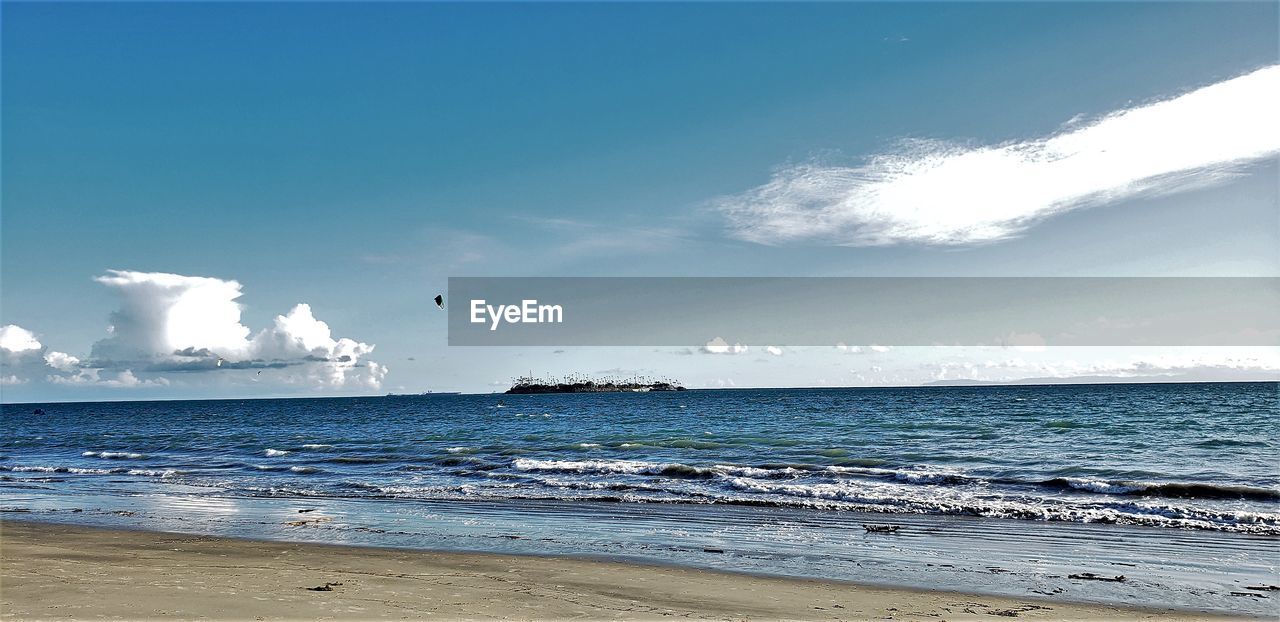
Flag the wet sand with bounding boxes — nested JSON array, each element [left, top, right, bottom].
[[0, 520, 1255, 620]]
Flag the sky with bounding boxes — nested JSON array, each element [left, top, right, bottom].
[[2, 2, 1278, 402]]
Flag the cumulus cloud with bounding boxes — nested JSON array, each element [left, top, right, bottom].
[[91, 271, 252, 362], [0, 324, 136, 389], [43, 351, 82, 373], [85, 270, 386, 389], [0, 271, 388, 392], [0, 325, 42, 353], [702, 337, 749, 355], [719, 65, 1280, 246]]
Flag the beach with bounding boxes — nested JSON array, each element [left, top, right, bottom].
[[2, 386, 1276, 618], [1, 520, 1247, 621]]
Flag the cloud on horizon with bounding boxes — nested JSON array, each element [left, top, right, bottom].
[[1, 271, 387, 391], [921, 348, 1280, 385], [0, 324, 166, 389], [718, 65, 1280, 247], [702, 337, 749, 355]]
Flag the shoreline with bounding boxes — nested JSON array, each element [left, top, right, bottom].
[[0, 520, 1259, 621]]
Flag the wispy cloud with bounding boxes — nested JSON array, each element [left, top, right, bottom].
[[718, 65, 1280, 247], [512, 215, 690, 258]]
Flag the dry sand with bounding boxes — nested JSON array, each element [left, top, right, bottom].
[[0, 520, 1249, 621]]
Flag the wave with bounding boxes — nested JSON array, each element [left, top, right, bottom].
[[1, 465, 174, 477], [82, 451, 146, 460], [717, 477, 1280, 534], [512, 458, 988, 485], [264, 449, 289, 457], [1042, 478, 1280, 502], [222, 470, 1279, 535], [827, 465, 979, 485], [126, 469, 177, 477], [510, 458, 1278, 503], [513, 458, 719, 479]]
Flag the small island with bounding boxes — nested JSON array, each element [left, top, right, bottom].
[[506, 374, 686, 394]]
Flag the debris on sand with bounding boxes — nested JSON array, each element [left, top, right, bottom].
[[864, 524, 901, 534], [1245, 585, 1280, 591], [702, 547, 725, 554], [305, 582, 343, 592], [1068, 573, 1125, 582], [989, 604, 1051, 617], [285, 515, 332, 527], [1230, 592, 1267, 598], [297, 509, 317, 513]]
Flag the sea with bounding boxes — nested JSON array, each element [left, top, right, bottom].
[[2, 382, 1277, 616]]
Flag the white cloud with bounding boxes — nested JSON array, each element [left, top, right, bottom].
[[91, 270, 253, 362], [719, 65, 1280, 246], [1, 324, 92, 387], [0, 322, 43, 353], [0, 325, 42, 353], [82, 270, 386, 390], [43, 351, 81, 373], [702, 337, 749, 355], [48, 368, 169, 388]]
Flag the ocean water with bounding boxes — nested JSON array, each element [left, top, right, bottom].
[[2, 383, 1278, 614]]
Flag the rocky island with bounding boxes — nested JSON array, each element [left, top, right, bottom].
[[506, 374, 686, 394]]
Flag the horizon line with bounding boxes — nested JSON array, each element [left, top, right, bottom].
[[3, 378, 1276, 407]]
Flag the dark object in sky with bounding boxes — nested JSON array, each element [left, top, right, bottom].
[[434, 294, 444, 309]]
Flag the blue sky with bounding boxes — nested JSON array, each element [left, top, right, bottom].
[[2, 2, 1277, 401]]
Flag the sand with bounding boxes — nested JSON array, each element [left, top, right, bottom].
[[0, 520, 1251, 621]]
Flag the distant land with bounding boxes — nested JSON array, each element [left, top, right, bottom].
[[506, 375, 686, 394]]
